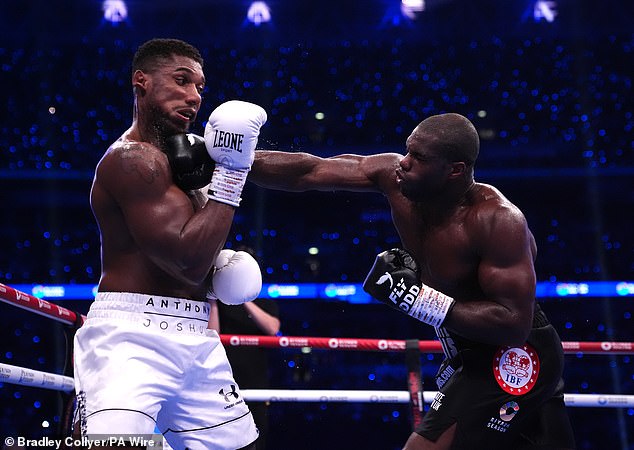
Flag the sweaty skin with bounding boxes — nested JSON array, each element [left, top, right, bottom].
[[78, 41, 260, 450], [250, 116, 536, 348], [250, 116, 541, 449], [250, 113, 546, 450], [91, 54, 234, 301]]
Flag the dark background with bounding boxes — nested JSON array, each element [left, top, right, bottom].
[[1, 0, 633, 448]]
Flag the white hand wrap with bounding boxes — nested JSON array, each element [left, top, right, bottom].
[[407, 284, 455, 328], [207, 249, 263, 305], [207, 166, 249, 207], [204, 100, 267, 207]]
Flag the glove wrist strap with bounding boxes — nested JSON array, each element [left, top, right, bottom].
[[409, 285, 455, 327], [207, 165, 249, 207]]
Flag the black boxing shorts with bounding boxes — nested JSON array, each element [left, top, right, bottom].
[[417, 310, 575, 449]]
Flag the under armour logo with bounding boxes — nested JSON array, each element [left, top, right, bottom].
[[376, 272, 394, 289], [219, 385, 240, 402]]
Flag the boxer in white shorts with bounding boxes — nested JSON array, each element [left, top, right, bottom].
[[74, 292, 257, 449], [76, 38, 268, 449]]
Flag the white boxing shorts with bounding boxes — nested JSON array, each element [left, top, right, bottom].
[[73, 292, 258, 450]]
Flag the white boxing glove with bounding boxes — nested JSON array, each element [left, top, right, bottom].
[[207, 249, 263, 305], [204, 100, 267, 207]]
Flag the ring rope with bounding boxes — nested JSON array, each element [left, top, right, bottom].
[[1, 362, 631, 408], [1, 283, 632, 355], [240, 389, 634, 409], [0, 362, 75, 392], [0, 282, 84, 325], [219, 335, 634, 354]]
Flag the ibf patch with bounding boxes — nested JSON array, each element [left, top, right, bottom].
[[493, 344, 540, 395]]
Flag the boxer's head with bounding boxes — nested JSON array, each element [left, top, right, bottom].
[[132, 38, 203, 75]]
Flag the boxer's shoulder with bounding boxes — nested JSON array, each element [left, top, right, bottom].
[[97, 138, 170, 188]]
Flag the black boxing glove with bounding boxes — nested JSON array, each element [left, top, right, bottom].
[[163, 133, 214, 191], [363, 248, 455, 327]]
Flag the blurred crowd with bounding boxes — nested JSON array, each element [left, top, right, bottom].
[[1, 34, 632, 286], [0, 4, 633, 447]]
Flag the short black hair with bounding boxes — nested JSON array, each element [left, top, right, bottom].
[[418, 113, 480, 167], [132, 38, 203, 74]]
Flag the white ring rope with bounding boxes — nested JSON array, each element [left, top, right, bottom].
[[241, 389, 634, 409], [1, 363, 632, 408], [0, 362, 74, 392]]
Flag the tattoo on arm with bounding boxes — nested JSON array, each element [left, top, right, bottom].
[[119, 150, 162, 184]]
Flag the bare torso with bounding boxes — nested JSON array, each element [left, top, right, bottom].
[[377, 155, 537, 306], [388, 184, 494, 300], [250, 149, 537, 344], [250, 149, 536, 305], [91, 134, 213, 300]]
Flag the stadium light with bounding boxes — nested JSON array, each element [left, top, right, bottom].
[[534, 1, 557, 23], [401, 0, 425, 20], [102, 0, 128, 24], [247, 2, 271, 26]]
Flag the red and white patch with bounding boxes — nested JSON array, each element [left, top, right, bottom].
[[493, 344, 540, 395]]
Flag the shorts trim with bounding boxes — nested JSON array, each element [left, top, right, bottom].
[[163, 411, 252, 434], [87, 408, 157, 424]]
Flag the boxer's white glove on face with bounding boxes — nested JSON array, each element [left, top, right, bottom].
[[207, 249, 263, 305], [204, 100, 267, 207]]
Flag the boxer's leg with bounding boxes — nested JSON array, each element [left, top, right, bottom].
[[159, 329, 259, 450]]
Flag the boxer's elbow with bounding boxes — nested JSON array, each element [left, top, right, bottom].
[[471, 307, 531, 347], [500, 314, 532, 347], [162, 257, 212, 287]]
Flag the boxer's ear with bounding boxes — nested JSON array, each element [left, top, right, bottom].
[[449, 161, 466, 178], [132, 70, 148, 94]]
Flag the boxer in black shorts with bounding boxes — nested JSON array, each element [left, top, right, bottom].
[[250, 113, 575, 449], [416, 304, 574, 449]]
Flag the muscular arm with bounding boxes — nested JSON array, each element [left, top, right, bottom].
[[96, 142, 235, 286], [250, 150, 402, 193], [444, 206, 536, 346]]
